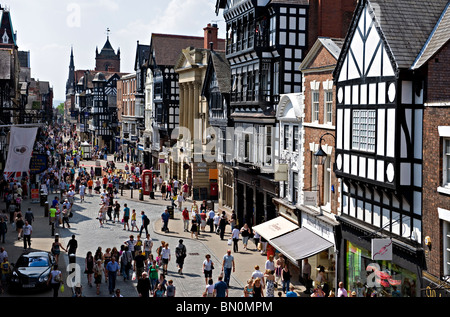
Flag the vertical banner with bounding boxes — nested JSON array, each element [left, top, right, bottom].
[[4, 127, 38, 176]]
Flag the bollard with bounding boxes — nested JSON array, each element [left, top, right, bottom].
[[51, 222, 55, 236], [44, 201, 49, 218], [131, 187, 133, 199]]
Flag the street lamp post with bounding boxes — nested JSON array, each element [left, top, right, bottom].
[[312, 132, 336, 209], [313, 132, 336, 166]]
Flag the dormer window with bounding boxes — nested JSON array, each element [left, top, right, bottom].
[[2, 30, 9, 44]]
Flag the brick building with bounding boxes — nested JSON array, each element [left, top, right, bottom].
[[417, 6, 450, 296]]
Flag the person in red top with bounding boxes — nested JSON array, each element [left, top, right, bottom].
[[102, 176, 108, 189], [181, 182, 189, 200], [182, 208, 189, 232]]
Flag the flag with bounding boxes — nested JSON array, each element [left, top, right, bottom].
[[4, 127, 38, 176]]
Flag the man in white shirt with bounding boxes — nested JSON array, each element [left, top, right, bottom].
[[337, 281, 348, 297], [161, 243, 171, 275], [176, 193, 184, 211], [22, 220, 32, 250], [231, 227, 240, 253], [143, 233, 153, 260], [79, 184, 86, 202], [124, 235, 136, 260], [172, 179, 179, 195], [67, 189, 75, 205], [252, 265, 265, 288], [207, 208, 215, 233], [62, 199, 71, 211]]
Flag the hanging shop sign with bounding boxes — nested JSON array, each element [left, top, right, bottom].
[[371, 238, 393, 261], [303, 191, 317, 206]]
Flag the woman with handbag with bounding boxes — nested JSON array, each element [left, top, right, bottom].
[[93, 259, 103, 295], [240, 223, 251, 250], [47, 264, 63, 297], [202, 254, 214, 284]]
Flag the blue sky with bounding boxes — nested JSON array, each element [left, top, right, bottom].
[[6, 0, 226, 103]]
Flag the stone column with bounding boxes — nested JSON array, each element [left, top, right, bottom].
[[187, 82, 194, 145], [193, 81, 200, 142], [179, 83, 185, 133]]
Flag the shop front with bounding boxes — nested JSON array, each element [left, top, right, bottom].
[[253, 210, 338, 295], [337, 215, 424, 297]]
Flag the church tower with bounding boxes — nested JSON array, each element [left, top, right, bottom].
[[95, 29, 120, 72], [0, 5, 17, 49]]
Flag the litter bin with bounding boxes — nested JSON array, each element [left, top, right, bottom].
[[40, 190, 47, 207], [69, 253, 76, 274], [44, 201, 49, 217], [167, 205, 174, 219], [207, 200, 214, 211]]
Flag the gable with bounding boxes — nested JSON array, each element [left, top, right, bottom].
[[337, 2, 396, 82], [309, 46, 338, 70]]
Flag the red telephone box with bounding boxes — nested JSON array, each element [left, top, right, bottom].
[[210, 181, 218, 199], [141, 170, 153, 195]]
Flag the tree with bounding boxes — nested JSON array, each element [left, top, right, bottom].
[[56, 102, 65, 115]]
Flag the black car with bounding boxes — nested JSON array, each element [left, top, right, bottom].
[[9, 251, 55, 292]]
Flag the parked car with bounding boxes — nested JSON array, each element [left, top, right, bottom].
[[9, 251, 55, 292]]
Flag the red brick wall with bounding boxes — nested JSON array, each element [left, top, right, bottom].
[[422, 42, 450, 278], [427, 43, 450, 103], [96, 57, 120, 73], [307, 0, 357, 51], [302, 47, 339, 214], [422, 107, 450, 278]]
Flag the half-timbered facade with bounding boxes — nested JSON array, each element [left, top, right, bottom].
[[202, 49, 232, 209], [333, 0, 449, 297], [134, 41, 151, 165], [90, 72, 120, 150], [216, 0, 310, 228]]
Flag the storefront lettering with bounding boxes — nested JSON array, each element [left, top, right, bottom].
[[304, 214, 332, 240]]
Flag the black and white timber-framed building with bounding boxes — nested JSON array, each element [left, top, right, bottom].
[[333, 0, 449, 297], [216, 0, 309, 228]]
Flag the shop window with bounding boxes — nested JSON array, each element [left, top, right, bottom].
[[345, 241, 418, 297]]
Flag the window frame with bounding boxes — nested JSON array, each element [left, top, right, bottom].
[[352, 109, 376, 152], [292, 125, 299, 152], [284, 124, 289, 150], [444, 138, 450, 188], [324, 90, 333, 125], [312, 91, 320, 123]]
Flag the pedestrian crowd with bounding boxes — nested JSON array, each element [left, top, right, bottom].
[[0, 122, 352, 299]]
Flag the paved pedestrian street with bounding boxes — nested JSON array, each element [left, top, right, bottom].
[[0, 154, 307, 299], [60, 156, 307, 298]]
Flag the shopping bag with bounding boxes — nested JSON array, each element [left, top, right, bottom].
[[227, 238, 232, 246], [60, 284, 65, 293]]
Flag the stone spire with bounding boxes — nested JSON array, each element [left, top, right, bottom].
[[66, 46, 76, 95]]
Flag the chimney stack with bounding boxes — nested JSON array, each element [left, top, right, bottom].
[[204, 23, 219, 50]]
